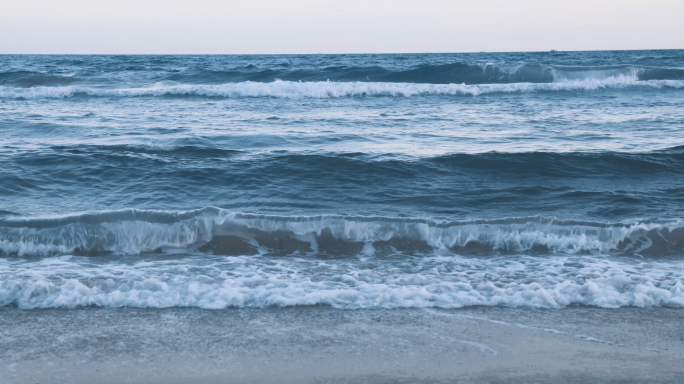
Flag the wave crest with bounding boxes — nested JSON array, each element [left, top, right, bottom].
[[2, 208, 683, 257], [0, 70, 80, 87], [1, 78, 684, 99], [162, 63, 684, 85]]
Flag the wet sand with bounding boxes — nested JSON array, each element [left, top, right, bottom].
[[1, 306, 683, 384]]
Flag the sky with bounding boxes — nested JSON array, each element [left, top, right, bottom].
[[1, 0, 683, 54]]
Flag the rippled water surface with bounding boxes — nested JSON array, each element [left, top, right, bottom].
[[2, 51, 684, 309]]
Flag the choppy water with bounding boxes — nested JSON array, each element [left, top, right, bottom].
[[2, 51, 684, 309]]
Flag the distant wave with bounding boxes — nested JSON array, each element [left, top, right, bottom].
[[48, 144, 244, 157], [2, 208, 684, 257], [10, 144, 684, 176], [0, 70, 80, 87], [162, 63, 684, 85], [3, 62, 683, 89], [1, 78, 683, 99]]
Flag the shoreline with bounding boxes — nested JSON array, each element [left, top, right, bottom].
[[2, 306, 683, 383]]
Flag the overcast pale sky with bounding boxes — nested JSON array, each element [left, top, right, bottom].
[[1, 0, 682, 54]]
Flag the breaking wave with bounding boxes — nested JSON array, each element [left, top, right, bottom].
[[2, 79, 684, 99], [2, 213, 684, 309], [2, 208, 684, 257], [154, 63, 684, 84]]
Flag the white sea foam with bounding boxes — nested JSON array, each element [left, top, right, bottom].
[[1, 254, 682, 309], [1, 78, 683, 99], [549, 67, 642, 82]]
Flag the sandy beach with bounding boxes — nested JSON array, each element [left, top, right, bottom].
[[2, 306, 682, 384]]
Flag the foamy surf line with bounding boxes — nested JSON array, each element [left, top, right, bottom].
[[1, 252, 683, 309], [2, 79, 684, 99]]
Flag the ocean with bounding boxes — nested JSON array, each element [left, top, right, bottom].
[[2, 51, 684, 311]]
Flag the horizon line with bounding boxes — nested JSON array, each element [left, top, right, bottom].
[[1, 48, 683, 56]]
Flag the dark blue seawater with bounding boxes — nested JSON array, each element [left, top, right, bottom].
[[1, 51, 684, 309]]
